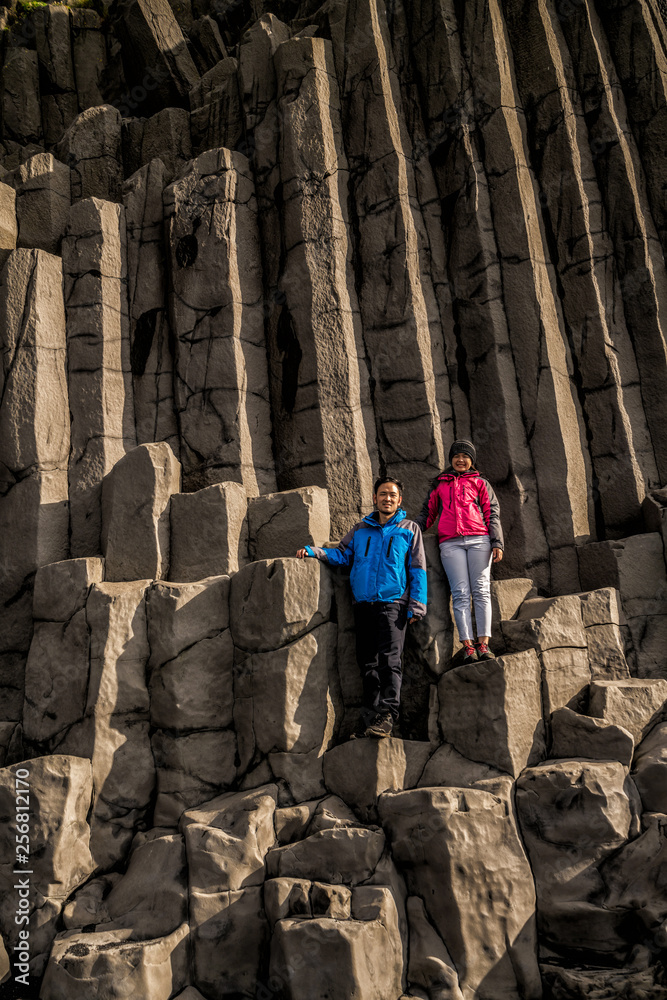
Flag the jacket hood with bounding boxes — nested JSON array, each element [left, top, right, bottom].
[[439, 467, 479, 479]]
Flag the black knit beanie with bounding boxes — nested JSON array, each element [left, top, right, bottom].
[[448, 439, 476, 465]]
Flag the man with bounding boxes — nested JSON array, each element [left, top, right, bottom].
[[296, 477, 427, 739]]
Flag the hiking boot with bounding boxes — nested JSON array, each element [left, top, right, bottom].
[[475, 641, 494, 660], [461, 640, 478, 664], [365, 712, 393, 738]]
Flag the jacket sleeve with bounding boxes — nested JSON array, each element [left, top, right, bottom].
[[304, 526, 356, 567], [414, 482, 439, 532], [478, 479, 504, 551], [406, 524, 428, 620]]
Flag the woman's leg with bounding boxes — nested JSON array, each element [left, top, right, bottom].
[[466, 537, 493, 638], [439, 539, 474, 640]]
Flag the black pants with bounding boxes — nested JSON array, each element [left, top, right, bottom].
[[353, 601, 408, 723]]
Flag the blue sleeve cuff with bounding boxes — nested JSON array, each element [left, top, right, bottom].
[[304, 545, 315, 557]]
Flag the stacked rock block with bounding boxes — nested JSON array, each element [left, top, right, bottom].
[[0, 0, 666, 587], [1, 445, 667, 997]]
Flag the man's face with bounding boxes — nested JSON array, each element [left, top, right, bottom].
[[374, 482, 402, 517], [452, 452, 472, 472]]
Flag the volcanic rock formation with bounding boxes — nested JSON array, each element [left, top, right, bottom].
[[2, 0, 667, 998]]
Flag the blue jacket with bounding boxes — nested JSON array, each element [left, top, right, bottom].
[[305, 508, 427, 619]]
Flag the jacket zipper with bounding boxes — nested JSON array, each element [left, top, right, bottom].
[[364, 537, 371, 556], [386, 537, 393, 556]]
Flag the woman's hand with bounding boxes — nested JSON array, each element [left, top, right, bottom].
[[492, 548, 503, 562]]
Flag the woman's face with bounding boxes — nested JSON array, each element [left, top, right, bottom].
[[452, 452, 472, 472]]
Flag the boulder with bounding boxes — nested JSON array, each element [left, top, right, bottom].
[[578, 535, 667, 619], [516, 759, 640, 953], [265, 826, 386, 885], [56, 106, 123, 203], [102, 442, 181, 582], [146, 576, 230, 668], [540, 646, 590, 716], [190, 886, 268, 999], [490, 576, 537, 651], [438, 649, 545, 777], [1, 48, 42, 144], [33, 557, 104, 623], [274, 802, 321, 845], [577, 588, 624, 627], [406, 895, 464, 1000], [269, 887, 403, 1000], [65, 829, 187, 939], [264, 877, 312, 928], [632, 721, 667, 813], [502, 594, 587, 652], [550, 707, 634, 767], [602, 812, 667, 928], [149, 629, 233, 732], [586, 623, 630, 680], [169, 482, 248, 580], [62, 198, 135, 557], [322, 738, 433, 822], [379, 786, 541, 1000], [152, 728, 237, 826], [0, 756, 94, 977], [247, 486, 331, 561], [180, 784, 278, 893], [230, 557, 333, 653], [589, 678, 667, 742], [269, 748, 327, 803], [40, 922, 189, 999], [0, 181, 16, 268], [417, 742, 511, 797], [234, 623, 339, 767]]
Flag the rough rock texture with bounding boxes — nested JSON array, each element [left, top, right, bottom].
[[3, 0, 667, 996]]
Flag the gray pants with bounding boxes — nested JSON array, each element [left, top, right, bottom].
[[439, 535, 493, 640]]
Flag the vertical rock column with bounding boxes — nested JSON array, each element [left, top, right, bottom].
[[503, 0, 658, 535], [0, 249, 69, 747], [123, 158, 179, 453], [596, 0, 667, 259], [404, 0, 549, 585], [558, 0, 667, 485], [33, 5, 79, 146], [332, 0, 453, 512], [460, 0, 595, 591], [164, 148, 275, 495], [62, 198, 136, 557], [271, 36, 376, 534]]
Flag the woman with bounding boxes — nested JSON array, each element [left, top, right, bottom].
[[415, 439, 504, 662]]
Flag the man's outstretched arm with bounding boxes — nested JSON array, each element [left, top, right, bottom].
[[296, 526, 357, 567]]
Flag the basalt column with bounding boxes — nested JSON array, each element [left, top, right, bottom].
[[558, 0, 667, 486], [271, 36, 376, 534], [325, 0, 454, 515], [62, 197, 136, 557], [402, 0, 550, 586], [460, 0, 596, 591], [504, 0, 659, 536], [164, 147, 275, 495], [0, 249, 69, 755]]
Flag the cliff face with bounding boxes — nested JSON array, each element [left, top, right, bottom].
[[1, 0, 667, 998]]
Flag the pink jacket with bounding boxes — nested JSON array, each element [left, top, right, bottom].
[[415, 470, 504, 548]]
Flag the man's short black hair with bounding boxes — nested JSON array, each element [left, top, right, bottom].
[[374, 476, 403, 494]]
